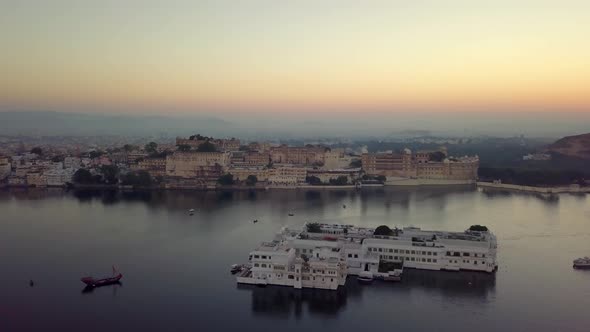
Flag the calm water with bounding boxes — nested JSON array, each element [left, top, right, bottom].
[[1, 187, 589, 332]]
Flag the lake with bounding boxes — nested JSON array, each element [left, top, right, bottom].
[[1, 187, 589, 331]]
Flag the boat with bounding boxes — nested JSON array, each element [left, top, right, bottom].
[[81, 266, 123, 287], [253, 219, 258, 223], [288, 213, 294, 216], [343, 204, 346, 208], [573, 257, 590, 269], [357, 271, 374, 284], [384, 270, 402, 282], [231, 264, 244, 274]]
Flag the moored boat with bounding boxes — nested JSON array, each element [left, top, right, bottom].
[[573, 257, 590, 269], [357, 271, 374, 284], [230, 264, 244, 274], [81, 266, 123, 287]]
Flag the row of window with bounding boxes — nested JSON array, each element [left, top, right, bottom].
[[253, 254, 272, 260], [347, 253, 359, 258], [368, 247, 438, 256], [446, 251, 486, 258]]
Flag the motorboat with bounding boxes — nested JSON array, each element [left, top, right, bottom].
[[231, 264, 244, 274], [81, 266, 123, 287], [357, 271, 374, 284], [288, 213, 294, 216], [573, 257, 590, 269]]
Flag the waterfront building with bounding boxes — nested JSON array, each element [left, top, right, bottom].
[[26, 172, 46, 187], [236, 223, 497, 290], [132, 157, 166, 177], [323, 149, 352, 170], [64, 156, 81, 169], [270, 145, 327, 166], [229, 167, 269, 182], [176, 137, 241, 152], [0, 156, 10, 180], [165, 151, 230, 178], [306, 169, 361, 184], [267, 167, 307, 185], [230, 151, 270, 167]]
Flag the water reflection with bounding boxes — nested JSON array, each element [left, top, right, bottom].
[[239, 270, 495, 318]]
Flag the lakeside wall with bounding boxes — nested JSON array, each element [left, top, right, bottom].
[[385, 178, 475, 186], [477, 182, 590, 194]]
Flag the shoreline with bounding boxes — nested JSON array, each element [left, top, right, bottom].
[[476, 181, 589, 194]]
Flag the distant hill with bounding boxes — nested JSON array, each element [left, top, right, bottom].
[[546, 133, 590, 160]]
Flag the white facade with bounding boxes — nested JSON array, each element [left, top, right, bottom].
[[237, 223, 498, 290]]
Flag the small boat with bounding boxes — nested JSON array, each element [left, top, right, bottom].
[[357, 272, 374, 284], [343, 204, 346, 208], [253, 219, 258, 223], [288, 213, 294, 216], [573, 257, 590, 269], [255, 279, 268, 287], [231, 264, 243, 274], [384, 270, 402, 282], [81, 266, 123, 287]]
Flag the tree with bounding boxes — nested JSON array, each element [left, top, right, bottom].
[[429, 151, 446, 162], [469, 225, 489, 232], [245, 175, 258, 186], [217, 173, 235, 185], [89, 150, 104, 159], [73, 169, 94, 184], [197, 141, 217, 152], [306, 175, 322, 185], [349, 159, 362, 168], [145, 142, 158, 154], [120, 170, 152, 187], [374, 225, 393, 236], [51, 155, 64, 163], [100, 165, 120, 185], [30, 147, 43, 155], [306, 223, 322, 233], [178, 144, 192, 152], [123, 144, 137, 152], [329, 176, 348, 186], [189, 134, 210, 141]]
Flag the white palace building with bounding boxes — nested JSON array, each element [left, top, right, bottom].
[[236, 223, 498, 290]]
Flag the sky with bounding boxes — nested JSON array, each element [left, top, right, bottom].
[[1, 0, 590, 117]]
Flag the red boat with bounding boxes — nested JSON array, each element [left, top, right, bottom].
[[81, 266, 123, 287]]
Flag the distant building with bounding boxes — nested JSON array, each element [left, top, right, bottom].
[[132, 157, 166, 177], [267, 167, 307, 185], [26, 172, 46, 187], [176, 137, 241, 152], [270, 145, 327, 166], [165, 151, 229, 178]]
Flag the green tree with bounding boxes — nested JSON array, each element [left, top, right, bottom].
[[100, 165, 120, 185], [120, 170, 152, 187], [89, 150, 104, 159], [245, 175, 258, 186], [469, 225, 489, 232], [306, 176, 322, 185], [30, 147, 43, 155], [329, 176, 348, 185], [73, 169, 94, 184], [217, 173, 235, 185], [145, 141, 158, 154], [51, 155, 64, 163], [374, 225, 393, 236], [197, 141, 217, 152], [123, 144, 137, 152], [429, 151, 446, 162], [178, 144, 192, 152], [306, 223, 322, 233]]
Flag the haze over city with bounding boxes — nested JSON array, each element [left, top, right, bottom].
[[2, 1, 590, 137]]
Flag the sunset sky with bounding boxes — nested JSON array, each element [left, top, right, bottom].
[[2, 0, 590, 115]]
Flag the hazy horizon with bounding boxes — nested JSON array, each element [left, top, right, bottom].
[[2, 0, 590, 119]]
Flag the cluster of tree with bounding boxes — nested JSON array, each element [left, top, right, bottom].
[[177, 140, 217, 152], [30, 147, 43, 155], [374, 225, 394, 236], [189, 134, 211, 141], [88, 150, 104, 159], [479, 167, 587, 186], [429, 151, 447, 162], [72, 165, 120, 185], [120, 170, 152, 187], [306, 175, 350, 186], [306, 223, 322, 233], [245, 175, 258, 186], [469, 225, 489, 232], [217, 173, 235, 185]]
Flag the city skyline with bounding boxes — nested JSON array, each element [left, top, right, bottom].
[[2, 0, 590, 116]]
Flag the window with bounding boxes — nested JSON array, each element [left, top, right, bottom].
[[405, 250, 410, 254], [411, 257, 415, 261], [254, 263, 259, 267], [261, 255, 267, 259], [421, 258, 426, 262], [463, 252, 470, 257], [254, 255, 260, 259], [394, 256, 398, 260], [288, 275, 294, 279], [261, 264, 267, 268], [433, 259, 437, 263], [482, 254, 486, 258], [427, 258, 431, 262], [422, 251, 426, 255], [331, 278, 333, 282], [389, 249, 393, 253], [453, 252, 460, 257], [348, 254, 352, 258], [474, 261, 478, 265], [268, 256, 271, 260], [446, 251, 451, 256], [433, 252, 437, 256], [378, 248, 382, 252], [354, 254, 358, 258], [411, 250, 415, 255], [427, 252, 431, 256], [394, 249, 398, 253]]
